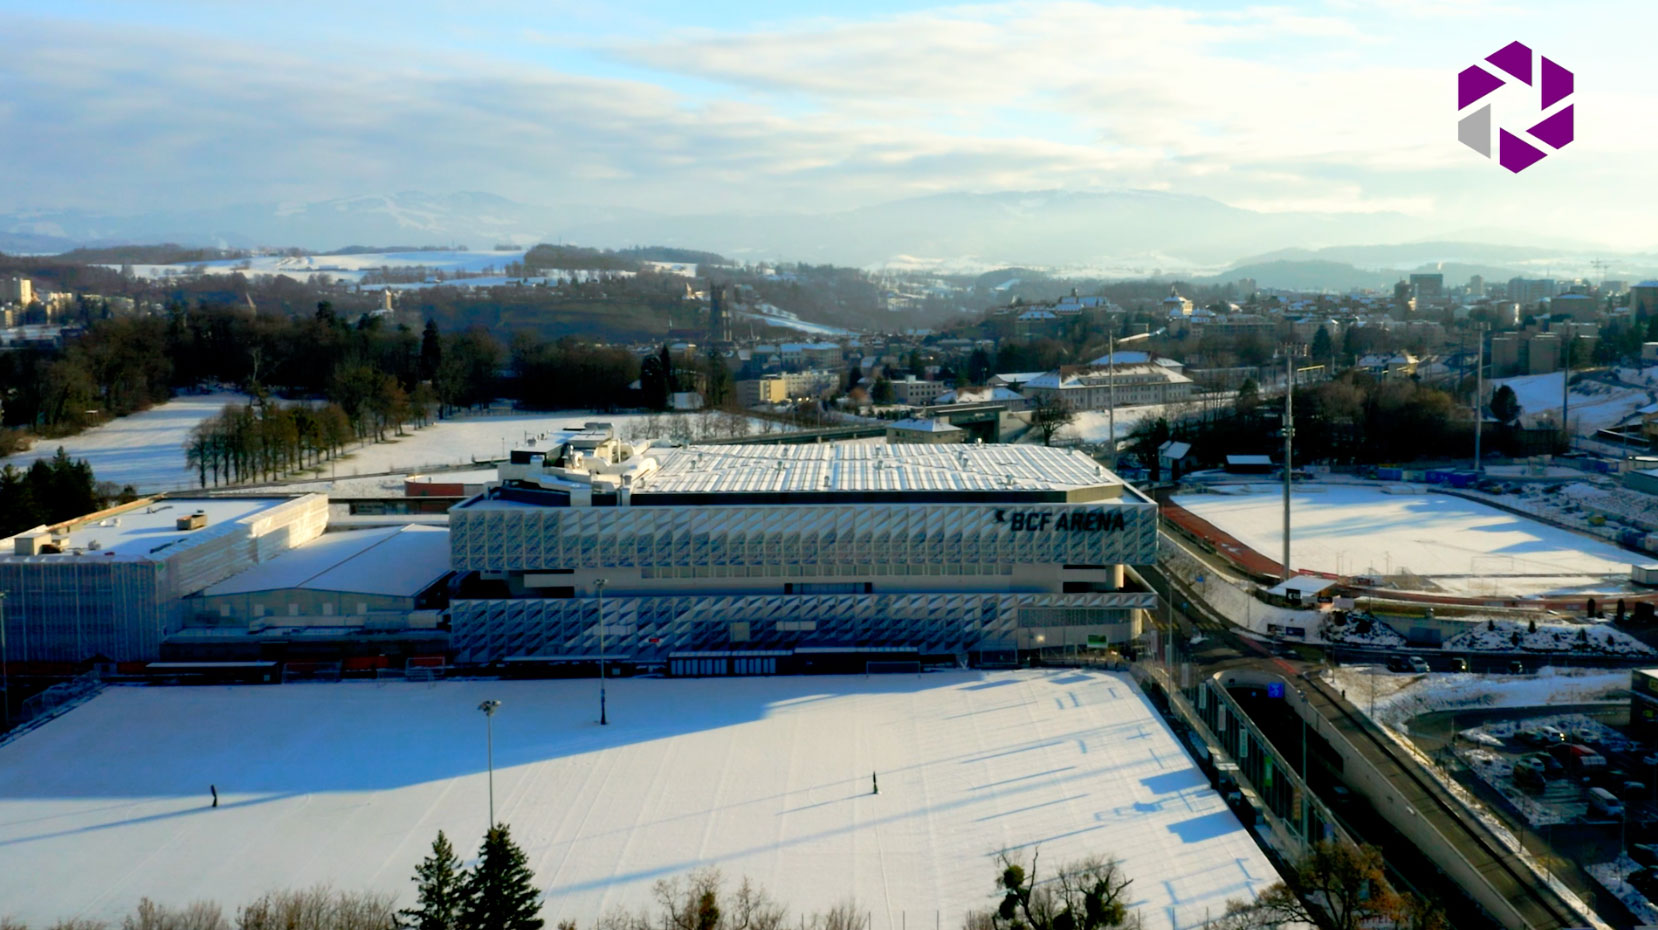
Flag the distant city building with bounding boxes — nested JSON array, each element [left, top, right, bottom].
[[1508, 277, 1558, 306], [1632, 281, 1658, 318], [708, 281, 734, 345], [1162, 287, 1194, 318], [891, 375, 948, 406], [1468, 274, 1484, 296], [0, 277, 32, 306], [736, 376, 788, 407], [1023, 364, 1196, 409], [1549, 293, 1598, 321], [885, 416, 964, 444], [1408, 273, 1444, 299]]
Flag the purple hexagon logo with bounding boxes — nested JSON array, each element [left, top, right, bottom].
[[1458, 41, 1574, 173]]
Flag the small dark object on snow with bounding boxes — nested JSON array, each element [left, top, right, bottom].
[[210, 784, 218, 808], [872, 771, 878, 795]]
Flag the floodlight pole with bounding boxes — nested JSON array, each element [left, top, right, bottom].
[[596, 578, 608, 726], [1105, 329, 1154, 472], [1474, 325, 1484, 473], [0, 591, 8, 730], [1283, 352, 1294, 582], [478, 699, 501, 828]]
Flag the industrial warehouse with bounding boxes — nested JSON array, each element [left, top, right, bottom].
[[447, 424, 1159, 672]]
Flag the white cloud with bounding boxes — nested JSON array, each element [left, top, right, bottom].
[[0, 1, 1654, 253]]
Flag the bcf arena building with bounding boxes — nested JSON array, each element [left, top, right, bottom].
[[447, 425, 1159, 675]]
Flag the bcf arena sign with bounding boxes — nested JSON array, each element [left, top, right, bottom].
[[1457, 41, 1573, 173]]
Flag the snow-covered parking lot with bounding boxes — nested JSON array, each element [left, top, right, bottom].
[[0, 672, 1276, 928], [1175, 485, 1634, 595]]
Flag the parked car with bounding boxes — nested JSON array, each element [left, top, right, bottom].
[[1509, 659, 1527, 674], [1589, 786, 1625, 819], [1522, 725, 1568, 746], [1514, 757, 1549, 790], [1447, 657, 1469, 672], [1523, 752, 1564, 777], [1386, 655, 1412, 673], [1407, 656, 1430, 674], [1621, 781, 1648, 801]]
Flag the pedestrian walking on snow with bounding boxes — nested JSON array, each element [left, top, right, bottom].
[[210, 784, 218, 808]]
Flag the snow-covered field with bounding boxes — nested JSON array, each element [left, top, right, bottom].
[[0, 673, 1275, 928], [1, 393, 247, 493], [1174, 485, 1634, 595], [311, 411, 792, 479], [10, 406, 792, 494]]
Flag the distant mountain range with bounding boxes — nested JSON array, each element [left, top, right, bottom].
[[5, 189, 1657, 290]]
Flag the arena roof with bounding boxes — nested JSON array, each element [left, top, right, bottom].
[[633, 443, 1124, 496], [1, 496, 309, 561], [200, 524, 450, 598]]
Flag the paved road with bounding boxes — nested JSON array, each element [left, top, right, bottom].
[[1134, 549, 1597, 929]]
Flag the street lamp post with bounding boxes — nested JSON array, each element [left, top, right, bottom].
[[596, 578, 608, 726], [1106, 329, 1155, 472], [0, 591, 8, 730], [477, 699, 501, 828]]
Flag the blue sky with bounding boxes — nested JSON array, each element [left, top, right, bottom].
[[2, 0, 1654, 248]]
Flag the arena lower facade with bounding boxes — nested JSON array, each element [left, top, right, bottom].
[[449, 429, 1158, 672]]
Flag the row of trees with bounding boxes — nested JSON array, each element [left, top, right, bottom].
[[1124, 369, 1485, 472], [184, 402, 361, 487], [1, 837, 1444, 930]]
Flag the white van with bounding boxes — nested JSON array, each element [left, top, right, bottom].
[[1588, 786, 1624, 819]]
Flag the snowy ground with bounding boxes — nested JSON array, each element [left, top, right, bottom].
[[1494, 372, 1655, 437], [1174, 484, 1634, 596], [306, 411, 793, 479], [1324, 666, 1628, 730], [1063, 396, 1234, 445], [11, 406, 791, 494], [0, 393, 248, 493], [0, 673, 1276, 929]]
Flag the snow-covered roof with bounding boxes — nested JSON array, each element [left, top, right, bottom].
[[991, 372, 1046, 385], [1266, 574, 1338, 598], [1225, 455, 1273, 467], [1158, 440, 1192, 460], [935, 387, 1023, 405], [1017, 309, 1057, 320], [556, 444, 1133, 496], [1087, 350, 1151, 366], [2, 496, 311, 561], [200, 525, 450, 598], [889, 418, 963, 433]]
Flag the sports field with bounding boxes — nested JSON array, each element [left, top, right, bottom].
[[0, 672, 1274, 929]]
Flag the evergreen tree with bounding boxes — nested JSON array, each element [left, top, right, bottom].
[[1489, 384, 1521, 424], [400, 830, 469, 930], [460, 825, 544, 930], [1311, 325, 1333, 362], [421, 320, 444, 382]]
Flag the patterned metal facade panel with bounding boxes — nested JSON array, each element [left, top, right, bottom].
[[450, 591, 1157, 664], [451, 502, 1157, 573]]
